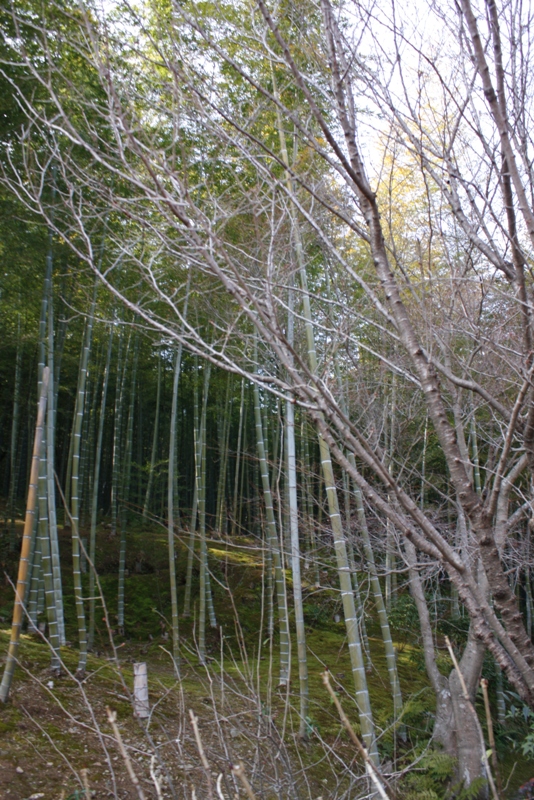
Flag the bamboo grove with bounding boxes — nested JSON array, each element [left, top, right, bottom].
[[2, 0, 534, 796]]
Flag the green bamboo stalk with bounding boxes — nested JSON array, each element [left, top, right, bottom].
[[342, 470, 372, 672], [238, 405, 248, 538], [70, 284, 98, 674], [215, 375, 232, 536], [253, 351, 290, 687], [143, 355, 162, 519], [35, 237, 64, 644], [198, 364, 212, 663], [167, 277, 190, 667], [111, 328, 127, 539], [280, 183, 377, 758], [79, 376, 94, 529], [271, 71, 376, 754], [301, 421, 320, 584], [350, 464, 405, 740], [231, 378, 246, 537], [385, 376, 397, 613], [286, 289, 309, 738], [118, 333, 139, 632], [45, 280, 65, 645], [27, 524, 41, 630], [38, 443, 61, 673], [168, 350, 182, 670], [183, 363, 200, 618], [0, 368, 49, 702], [88, 324, 113, 650], [5, 315, 22, 546]]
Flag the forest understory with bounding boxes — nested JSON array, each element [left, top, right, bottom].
[[1, 517, 534, 800]]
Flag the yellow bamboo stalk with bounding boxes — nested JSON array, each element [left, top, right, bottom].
[[0, 367, 49, 702]]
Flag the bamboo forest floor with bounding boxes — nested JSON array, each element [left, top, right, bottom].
[[0, 519, 534, 799]]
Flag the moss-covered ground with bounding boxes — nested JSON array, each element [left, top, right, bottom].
[[0, 519, 533, 799]]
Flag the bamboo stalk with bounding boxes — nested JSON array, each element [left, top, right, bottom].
[[143, 355, 162, 519], [253, 347, 290, 687], [183, 361, 201, 618], [71, 286, 98, 673], [5, 315, 22, 546], [198, 364, 213, 662], [287, 286, 309, 738], [272, 69, 377, 757], [118, 333, 139, 633], [168, 283, 189, 670], [88, 323, 113, 649], [38, 436, 61, 673], [106, 707, 146, 800], [321, 671, 393, 799], [0, 367, 49, 702]]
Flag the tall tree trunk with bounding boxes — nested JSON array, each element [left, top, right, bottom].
[[405, 538, 488, 794]]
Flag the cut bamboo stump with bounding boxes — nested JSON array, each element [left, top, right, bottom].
[[133, 662, 149, 719]]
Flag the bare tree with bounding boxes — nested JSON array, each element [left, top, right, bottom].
[[4, 0, 534, 790]]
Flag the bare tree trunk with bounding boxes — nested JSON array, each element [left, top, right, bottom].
[[405, 538, 488, 794]]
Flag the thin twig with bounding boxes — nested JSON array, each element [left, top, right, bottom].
[[216, 773, 227, 800], [445, 638, 500, 800], [481, 678, 503, 797], [150, 755, 163, 800], [189, 709, 214, 800], [106, 706, 146, 800], [321, 670, 394, 799]]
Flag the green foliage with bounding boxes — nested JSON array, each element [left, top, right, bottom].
[[388, 594, 420, 645], [303, 601, 332, 628], [400, 751, 487, 800], [448, 777, 488, 800], [500, 691, 534, 757], [400, 751, 455, 799], [436, 614, 470, 649]]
